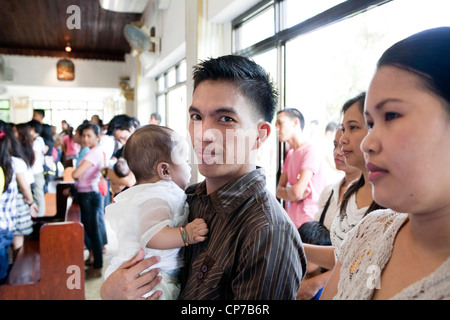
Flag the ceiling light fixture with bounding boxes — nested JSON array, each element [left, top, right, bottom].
[[65, 42, 72, 52]]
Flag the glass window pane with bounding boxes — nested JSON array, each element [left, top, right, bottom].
[[51, 100, 70, 110], [285, 0, 346, 29], [69, 101, 88, 110], [166, 85, 187, 140], [166, 68, 177, 88], [33, 100, 51, 109], [156, 94, 166, 126], [236, 5, 275, 50], [250, 49, 278, 196], [88, 101, 104, 110], [0, 100, 10, 108], [157, 76, 165, 93], [178, 60, 187, 83], [285, 0, 450, 140], [0, 100, 10, 122]]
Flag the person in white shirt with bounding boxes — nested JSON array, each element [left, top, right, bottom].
[[28, 120, 46, 217]]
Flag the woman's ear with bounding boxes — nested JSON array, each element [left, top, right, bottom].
[[156, 162, 172, 181]]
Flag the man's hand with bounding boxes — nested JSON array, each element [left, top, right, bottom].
[[100, 249, 162, 300]]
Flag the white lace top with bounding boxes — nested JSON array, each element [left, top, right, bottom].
[[329, 191, 368, 260], [335, 209, 450, 300]]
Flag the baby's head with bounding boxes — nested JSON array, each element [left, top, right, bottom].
[[123, 125, 191, 189], [113, 158, 130, 178]]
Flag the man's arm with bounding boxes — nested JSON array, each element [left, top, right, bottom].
[[277, 170, 312, 202], [288, 169, 313, 201]]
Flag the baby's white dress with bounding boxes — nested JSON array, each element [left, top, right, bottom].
[[104, 180, 189, 300]]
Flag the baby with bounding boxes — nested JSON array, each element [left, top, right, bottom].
[[104, 125, 208, 300]]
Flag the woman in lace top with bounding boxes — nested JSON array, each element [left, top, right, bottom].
[[322, 27, 450, 300]]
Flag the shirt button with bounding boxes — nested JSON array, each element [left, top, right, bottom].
[[201, 265, 208, 272], [198, 272, 204, 279]]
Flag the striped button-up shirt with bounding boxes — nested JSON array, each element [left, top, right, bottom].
[[180, 168, 306, 300]]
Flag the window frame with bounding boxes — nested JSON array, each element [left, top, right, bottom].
[[232, 0, 393, 194], [233, 0, 392, 57], [155, 59, 188, 127]]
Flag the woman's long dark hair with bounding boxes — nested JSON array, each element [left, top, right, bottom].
[[0, 121, 14, 192], [16, 122, 35, 167]]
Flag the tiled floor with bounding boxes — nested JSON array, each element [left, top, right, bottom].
[[84, 251, 108, 300], [85, 271, 103, 300]]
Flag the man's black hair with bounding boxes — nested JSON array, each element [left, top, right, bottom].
[[193, 55, 278, 122]]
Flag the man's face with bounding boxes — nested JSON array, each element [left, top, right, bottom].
[[113, 127, 135, 146], [189, 80, 265, 187]]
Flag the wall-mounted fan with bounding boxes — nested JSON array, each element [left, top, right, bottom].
[[123, 23, 160, 55]]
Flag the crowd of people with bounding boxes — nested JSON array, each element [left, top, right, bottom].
[[0, 109, 161, 282], [1, 27, 450, 300]]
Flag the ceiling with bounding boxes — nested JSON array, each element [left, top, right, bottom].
[[0, 0, 144, 61]]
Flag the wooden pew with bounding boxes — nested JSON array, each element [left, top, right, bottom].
[[0, 182, 85, 300]]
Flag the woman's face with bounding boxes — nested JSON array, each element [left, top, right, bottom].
[[340, 102, 368, 171], [82, 128, 99, 149], [362, 66, 450, 214], [333, 129, 347, 171]]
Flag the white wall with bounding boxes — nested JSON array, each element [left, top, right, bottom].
[[1, 55, 126, 89], [0, 55, 128, 123]]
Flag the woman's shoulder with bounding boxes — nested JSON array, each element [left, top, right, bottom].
[[362, 208, 407, 225], [341, 209, 408, 252]]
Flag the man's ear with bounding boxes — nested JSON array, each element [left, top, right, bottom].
[[156, 162, 172, 181], [255, 121, 271, 149]]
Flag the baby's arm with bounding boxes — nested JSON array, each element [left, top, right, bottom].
[[146, 218, 208, 250]]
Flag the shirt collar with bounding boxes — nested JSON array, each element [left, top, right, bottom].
[[193, 168, 267, 215]]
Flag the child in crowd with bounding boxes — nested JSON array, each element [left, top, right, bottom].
[[104, 125, 208, 300], [113, 157, 130, 178], [298, 221, 331, 300]]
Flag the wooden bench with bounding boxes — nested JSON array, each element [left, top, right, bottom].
[[0, 182, 85, 300]]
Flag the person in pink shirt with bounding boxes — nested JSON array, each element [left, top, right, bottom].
[[276, 108, 326, 228], [62, 126, 79, 167], [72, 124, 107, 279]]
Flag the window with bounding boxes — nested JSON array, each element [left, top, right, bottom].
[[234, 3, 275, 49], [32, 100, 104, 131], [284, 0, 346, 29], [233, 0, 450, 192], [0, 100, 10, 122], [155, 59, 187, 137]]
